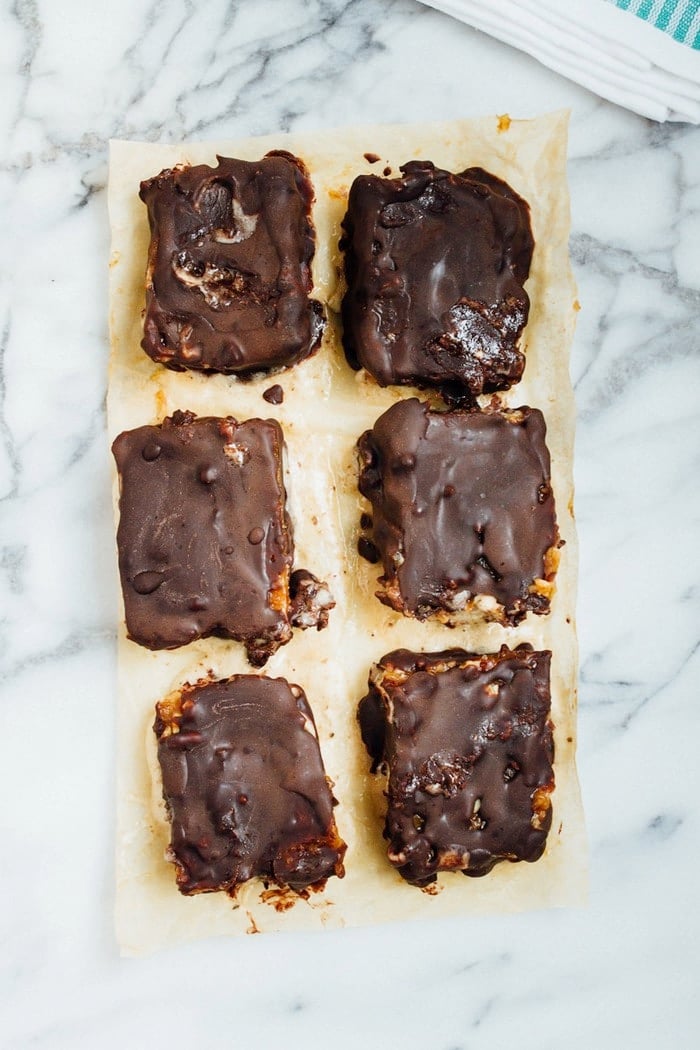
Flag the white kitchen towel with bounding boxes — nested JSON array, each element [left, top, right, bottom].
[[418, 0, 700, 123]]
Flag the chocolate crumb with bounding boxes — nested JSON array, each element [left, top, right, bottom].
[[358, 536, 380, 564], [263, 384, 284, 405]]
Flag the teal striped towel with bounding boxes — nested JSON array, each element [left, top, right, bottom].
[[419, 0, 700, 122], [607, 0, 699, 49]]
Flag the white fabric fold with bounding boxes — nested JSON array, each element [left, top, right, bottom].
[[418, 0, 700, 123]]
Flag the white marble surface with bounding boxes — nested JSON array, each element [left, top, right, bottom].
[[1, 1, 699, 1047]]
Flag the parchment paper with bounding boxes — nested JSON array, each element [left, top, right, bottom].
[[108, 112, 586, 956]]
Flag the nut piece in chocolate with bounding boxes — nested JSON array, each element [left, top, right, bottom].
[[358, 646, 554, 886], [112, 410, 333, 664], [155, 675, 346, 896], [341, 162, 534, 403], [139, 151, 324, 374], [357, 398, 558, 625]]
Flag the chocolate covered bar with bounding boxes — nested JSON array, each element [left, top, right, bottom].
[[358, 646, 554, 886], [357, 398, 559, 625], [139, 152, 324, 374], [112, 410, 333, 664], [155, 675, 346, 895], [341, 162, 533, 403]]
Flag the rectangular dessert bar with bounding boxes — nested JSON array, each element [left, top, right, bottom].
[[341, 162, 534, 404], [358, 646, 554, 886], [140, 151, 324, 375], [155, 675, 346, 895], [112, 410, 332, 665], [357, 398, 559, 625]]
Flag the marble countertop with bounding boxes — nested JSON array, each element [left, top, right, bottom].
[[1, 1, 698, 1047]]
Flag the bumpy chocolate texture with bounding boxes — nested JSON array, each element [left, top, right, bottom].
[[112, 411, 333, 665], [357, 398, 558, 625], [155, 675, 346, 895], [341, 162, 534, 402], [139, 152, 324, 374], [358, 646, 554, 886]]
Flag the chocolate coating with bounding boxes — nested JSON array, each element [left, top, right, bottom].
[[341, 162, 534, 402], [357, 398, 558, 624], [140, 152, 324, 375], [112, 410, 333, 664], [155, 675, 346, 895], [358, 646, 554, 885]]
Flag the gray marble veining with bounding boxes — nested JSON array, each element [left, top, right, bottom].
[[1, 0, 698, 1047]]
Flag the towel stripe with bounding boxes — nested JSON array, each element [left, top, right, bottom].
[[656, 0, 682, 31], [606, 0, 700, 45], [687, 8, 700, 44]]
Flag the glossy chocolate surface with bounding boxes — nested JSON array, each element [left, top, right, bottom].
[[342, 162, 533, 402], [358, 646, 554, 885], [156, 675, 346, 895], [357, 398, 558, 624], [140, 152, 324, 374], [113, 411, 332, 664]]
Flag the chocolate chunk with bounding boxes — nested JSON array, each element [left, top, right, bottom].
[[363, 152, 381, 164], [288, 569, 335, 631], [155, 675, 346, 895], [357, 399, 558, 625], [139, 152, 324, 375], [112, 410, 333, 664], [341, 162, 534, 402], [358, 646, 554, 886], [357, 536, 380, 564], [262, 383, 284, 405]]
